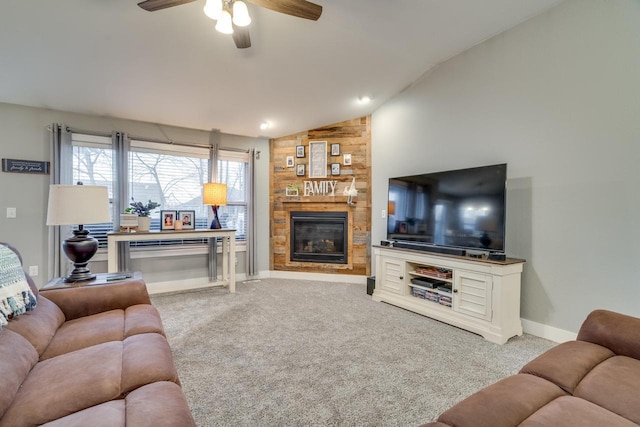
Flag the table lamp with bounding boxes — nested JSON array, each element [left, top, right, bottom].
[[46, 183, 111, 282], [203, 183, 227, 229]]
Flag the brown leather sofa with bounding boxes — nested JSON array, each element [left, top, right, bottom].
[[423, 309, 640, 427], [0, 243, 196, 426]]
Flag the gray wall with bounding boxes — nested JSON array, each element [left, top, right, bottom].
[[371, 0, 640, 333], [0, 103, 270, 286]]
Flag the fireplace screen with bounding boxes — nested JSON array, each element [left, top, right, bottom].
[[290, 211, 348, 264]]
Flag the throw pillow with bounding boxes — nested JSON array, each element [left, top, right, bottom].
[[0, 246, 37, 330]]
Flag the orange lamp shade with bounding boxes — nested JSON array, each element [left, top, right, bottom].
[[203, 183, 227, 206]]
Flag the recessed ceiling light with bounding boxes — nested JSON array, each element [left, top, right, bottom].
[[260, 121, 271, 130], [358, 95, 372, 104]]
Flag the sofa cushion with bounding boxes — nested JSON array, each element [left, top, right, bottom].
[[0, 245, 37, 330], [435, 374, 567, 427], [40, 304, 165, 360], [124, 304, 165, 337], [125, 382, 196, 427], [519, 341, 614, 394], [0, 333, 179, 426], [39, 382, 195, 427], [574, 355, 640, 424], [40, 310, 125, 360], [6, 295, 65, 356], [40, 400, 125, 427], [577, 309, 640, 360], [121, 333, 181, 392], [0, 329, 39, 419], [519, 396, 637, 427]]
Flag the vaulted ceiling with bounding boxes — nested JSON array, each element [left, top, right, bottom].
[[0, 0, 562, 138]]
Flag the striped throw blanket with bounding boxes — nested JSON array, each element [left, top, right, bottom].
[[0, 246, 37, 331]]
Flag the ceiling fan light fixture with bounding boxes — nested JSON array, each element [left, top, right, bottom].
[[215, 9, 234, 34], [204, 0, 223, 20], [232, 1, 251, 27]]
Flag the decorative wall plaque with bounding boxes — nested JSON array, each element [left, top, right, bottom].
[[2, 159, 50, 174]]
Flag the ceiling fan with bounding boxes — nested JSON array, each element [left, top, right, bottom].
[[137, 0, 322, 49]]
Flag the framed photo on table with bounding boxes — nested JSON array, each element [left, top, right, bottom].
[[160, 210, 177, 230], [178, 210, 195, 230]]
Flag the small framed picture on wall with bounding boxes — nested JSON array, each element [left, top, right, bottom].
[[296, 164, 306, 176], [331, 143, 340, 156], [286, 155, 294, 167], [160, 210, 177, 230], [343, 153, 352, 166], [296, 145, 305, 158], [331, 163, 341, 176]]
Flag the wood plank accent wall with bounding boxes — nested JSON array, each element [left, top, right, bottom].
[[270, 116, 371, 276]]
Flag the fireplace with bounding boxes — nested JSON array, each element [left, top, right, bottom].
[[290, 211, 348, 264]]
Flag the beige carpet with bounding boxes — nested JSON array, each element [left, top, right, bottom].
[[151, 278, 555, 426]]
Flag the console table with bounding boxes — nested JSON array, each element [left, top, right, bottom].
[[107, 229, 236, 292]]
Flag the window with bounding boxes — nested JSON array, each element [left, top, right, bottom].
[[217, 150, 249, 241], [70, 133, 249, 249], [128, 140, 209, 247], [72, 134, 114, 248]]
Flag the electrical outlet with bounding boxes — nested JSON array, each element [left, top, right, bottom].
[[6, 207, 16, 218], [381, 210, 386, 219], [28, 265, 38, 277]]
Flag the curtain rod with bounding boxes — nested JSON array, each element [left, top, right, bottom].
[[62, 126, 112, 138], [128, 134, 249, 153], [59, 126, 250, 153]]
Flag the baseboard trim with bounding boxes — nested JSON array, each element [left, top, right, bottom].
[[265, 270, 368, 285], [521, 318, 577, 343], [147, 274, 245, 295]]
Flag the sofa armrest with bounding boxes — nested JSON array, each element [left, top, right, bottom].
[[40, 279, 152, 321], [577, 309, 640, 360]]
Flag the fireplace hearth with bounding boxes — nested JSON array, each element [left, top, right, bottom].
[[290, 211, 348, 264]]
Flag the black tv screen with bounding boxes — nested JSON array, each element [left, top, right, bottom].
[[387, 164, 507, 252]]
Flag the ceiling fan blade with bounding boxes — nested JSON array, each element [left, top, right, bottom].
[[232, 26, 252, 49], [137, 0, 197, 12], [246, 0, 322, 21]]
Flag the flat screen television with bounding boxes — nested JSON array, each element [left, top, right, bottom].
[[387, 164, 507, 253]]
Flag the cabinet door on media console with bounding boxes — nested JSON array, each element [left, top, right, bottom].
[[453, 270, 492, 321], [379, 257, 405, 295]]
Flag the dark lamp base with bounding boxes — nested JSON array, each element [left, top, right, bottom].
[[209, 205, 222, 229], [62, 227, 99, 282]]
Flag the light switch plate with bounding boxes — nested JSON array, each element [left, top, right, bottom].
[[6, 207, 16, 218]]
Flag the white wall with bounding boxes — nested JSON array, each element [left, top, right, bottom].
[[372, 0, 640, 333], [0, 103, 270, 287]]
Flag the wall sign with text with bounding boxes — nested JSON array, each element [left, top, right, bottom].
[[2, 159, 50, 174]]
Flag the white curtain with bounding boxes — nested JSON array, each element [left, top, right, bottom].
[[48, 124, 73, 279], [114, 131, 131, 271], [246, 148, 258, 277]]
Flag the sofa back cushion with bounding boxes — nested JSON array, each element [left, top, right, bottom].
[[0, 245, 37, 331], [6, 295, 65, 356], [0, 329, 39, 418], [577, 310, 640, 360]]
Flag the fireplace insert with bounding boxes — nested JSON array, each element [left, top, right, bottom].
[[290, 211, 348, 264]]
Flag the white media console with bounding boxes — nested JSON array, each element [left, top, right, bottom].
[[372, 245, 525, 344]]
